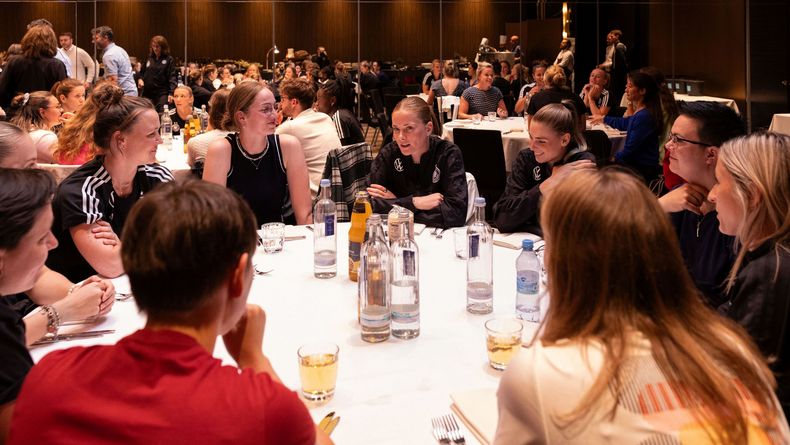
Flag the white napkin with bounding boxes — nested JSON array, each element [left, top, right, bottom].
[[450, 388, 499, 445]]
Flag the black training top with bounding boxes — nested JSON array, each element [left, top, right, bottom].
[[0, 296, 33, 405], [46, 157, 174, 282], [226, 133, 289, 226]]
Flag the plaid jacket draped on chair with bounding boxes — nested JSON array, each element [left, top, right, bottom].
[[319, 142, 373, 222]]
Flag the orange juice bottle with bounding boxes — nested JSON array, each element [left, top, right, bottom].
[[183, 116, 193, 146], [348, 191, 372, 282]]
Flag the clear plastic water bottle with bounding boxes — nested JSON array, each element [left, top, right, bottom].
[[313, 179, 336, 278], [359, 214, 391, 342], [515, 239, 541, 322], [200, 104, 209, 133], [391, 211, 419, 339], [160, 105, 172, 150], [466, 197, 493, 314]]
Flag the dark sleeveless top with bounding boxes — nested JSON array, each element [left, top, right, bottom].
[[226, 133, 288, 226]]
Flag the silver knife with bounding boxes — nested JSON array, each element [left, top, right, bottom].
[[32, 329, 116, 346]]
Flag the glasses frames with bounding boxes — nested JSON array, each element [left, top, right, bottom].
[[668, 133, 711, 147]]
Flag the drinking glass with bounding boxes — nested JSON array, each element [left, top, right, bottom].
[[261, 222, 285, 253], [453, 227, 468, 259], [298, 342, 339, 401], [487, 111, 497, 121], [485, 318, 523, 370], [472, 114, 482, 125]]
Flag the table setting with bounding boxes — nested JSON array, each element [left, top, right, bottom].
[[29, 222, 548, 444]]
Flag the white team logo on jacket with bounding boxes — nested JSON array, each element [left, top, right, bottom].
[[533, 167, 541, 181], [432, 166, 441, 183], [394, 158, 404, 172]]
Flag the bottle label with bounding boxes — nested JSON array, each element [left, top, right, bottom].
[[403, 249, 416, 276], [349, 241, 361, 262], [324, 215, 335, 236], [469, 234, 479, 258]]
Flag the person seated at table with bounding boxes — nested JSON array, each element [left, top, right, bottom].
[[371, 60, 389, 88], [492, 61, 512, 100], [458, 62, 507, 120], [46, 88, 173, 282], [493, 168, 790, 444], [53, 81, 116, 165], [367, 96, 468, 228], [579, 68, 610, 116], [168, 84, 201, 135], [493, 102, 595, 235], [275, 78, 342, 198], [51, 78, 85, 119], [220, 66, 235, 90], [709, 132, 790, 416], [514, 61, 547, 115], [591, 71, 662, 184], [315, 80, 365, 147], [468, 61, 478, 86], [500, 60, 513, 81], [8, 180, 334, 445], [203, 82, 312, 226], [427, 60, 468, 108], [202, 63, 220, 91], [526, 65, 586, 127], [509, 63, 528, 100], [8, 91, 61, 163], [357, 61, 378, 93], [244, 63, 261, 81], [188, 68, 212, 110], [658, 101, 745, 307], [187, 88, 231, 168], [422, 59, 442, 95], [639, 66, 682, 192]]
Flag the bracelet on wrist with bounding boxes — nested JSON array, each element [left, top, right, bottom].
[[67, 283, 78, 296], [41, 305, 60, 338]]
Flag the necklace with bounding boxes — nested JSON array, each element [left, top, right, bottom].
[[236, 135, 268, 170]]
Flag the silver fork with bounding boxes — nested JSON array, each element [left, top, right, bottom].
[[430, 416, 450, 444], [441, 414, 466, 444]]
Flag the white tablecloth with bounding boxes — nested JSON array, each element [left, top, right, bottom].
[[619, 92, 740, 114], [31, 224, 545, 445], [441, 117, 626, 171], [769, 113, 790, 136]]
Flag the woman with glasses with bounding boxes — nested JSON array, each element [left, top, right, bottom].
[[8, 91, 61, 163], [203, 81, 312, 226], [708, 132, 790, 416], [367, 96, 468, 228], [493, 168, 790, 444]]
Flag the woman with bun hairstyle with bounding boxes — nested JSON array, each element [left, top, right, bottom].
[[526, 64, 586, 127], [46, 85, 173, 282], [8, 91, 61, 163], [493, 102, 596, 234]]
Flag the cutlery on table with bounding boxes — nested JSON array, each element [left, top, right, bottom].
[[115, 292, 134, 301], [254, 265, 273, 276], [431, 416, 450, 444], [432, 414, 466, 444], [32, 329, 116, 346], [318, 411, 340, 436]]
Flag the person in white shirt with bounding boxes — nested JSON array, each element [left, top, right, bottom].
[[58, 32, 96, 86], [187, 89, 230, 168], [275, 78, 341, 198], [493, 168, 790, 445]]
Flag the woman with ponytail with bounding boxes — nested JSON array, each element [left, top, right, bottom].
[[526, 64, 586, 127]]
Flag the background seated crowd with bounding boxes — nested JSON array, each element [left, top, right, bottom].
[[1, 19, 789, 444]]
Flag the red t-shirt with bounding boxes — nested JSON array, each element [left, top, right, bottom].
[[8, 329, 316, 445]]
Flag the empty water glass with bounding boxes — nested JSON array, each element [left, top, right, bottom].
[[453, 227, 468, 259]]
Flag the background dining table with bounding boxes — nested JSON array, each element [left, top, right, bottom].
[[30, 223, 547, 445]]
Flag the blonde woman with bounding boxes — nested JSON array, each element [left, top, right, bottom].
[[8, 91, 61, 163], [458, 62, 507, 120], [494, 168, 790, 444], [168, 84, 201, 135], [709, 132, 790, 416]]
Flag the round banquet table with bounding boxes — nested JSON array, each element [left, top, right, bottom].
[[30, 223, 546, 445]]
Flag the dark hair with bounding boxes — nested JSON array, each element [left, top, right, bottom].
[[92, 87, 155, 151], [149, 35, 170, 57], [492, 61, 502, 75], [21, 25, 57, 58], [628, 71, 663, 131], [677, 101, 746, 147], [610, 29, 623, 39], [121, 180, 257, 318], [392, 96, 440, 136], [59, 31, 73, 39], [280, 78, 315, 110], [0, 168, 55, 250], [187, 68, 203, 87], [91, 26, 113, 41], [202, 63, 217, 78], [639, 66, 678, 130], [27, 18, 53, 29], [9, 91, 54, 130], [319, 80, 342, 110], [208, 88, 230, 130]]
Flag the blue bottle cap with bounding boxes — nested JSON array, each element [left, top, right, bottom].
[[522, 239, 533, 250], [474, 197, 486, 205], [320, 179, 330, 187]]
